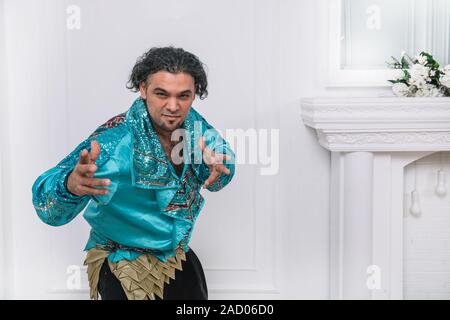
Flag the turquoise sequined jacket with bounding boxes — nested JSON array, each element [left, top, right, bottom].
[[32, 97, 235, 263]]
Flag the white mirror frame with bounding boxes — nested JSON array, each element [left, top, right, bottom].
[[327, 0, 450, 88]]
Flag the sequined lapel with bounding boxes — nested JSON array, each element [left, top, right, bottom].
[[126, 97, 201, 190]]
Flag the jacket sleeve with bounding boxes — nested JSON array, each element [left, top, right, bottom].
[[32, 139, 94, 226], [197, 115, 236, 192], [32, 114, 126, 226]]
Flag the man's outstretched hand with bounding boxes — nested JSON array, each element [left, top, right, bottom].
[[66, 140, 111, 196], [198, 137, 231, 189]]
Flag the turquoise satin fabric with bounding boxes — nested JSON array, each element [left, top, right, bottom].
[[32, 97, 235, 263]]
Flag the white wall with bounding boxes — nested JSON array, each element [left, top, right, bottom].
[[0, 0, 391, 299]]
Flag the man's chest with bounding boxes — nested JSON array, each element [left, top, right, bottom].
[[160, 140, 184, 177]]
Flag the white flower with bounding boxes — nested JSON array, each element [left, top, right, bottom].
[[392, 82, 410, 97], [401, 50, 406, 58], [409, 75, 427, 88], [408, 64, 430, 88], [440, 72, 450, 88], [416, 54, 428, 65], [426, 85, 444, 97], [388, 51, 446, 97], [430, 87, 444, 97], [414, 84, 443, 97], [393, 69, 404, 81], [411, 64, 430, 77]]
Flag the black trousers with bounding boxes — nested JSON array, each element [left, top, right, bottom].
[[98, 247, 208, 300]]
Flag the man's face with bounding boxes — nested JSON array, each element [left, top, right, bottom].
[[139, 71, 195, 136]]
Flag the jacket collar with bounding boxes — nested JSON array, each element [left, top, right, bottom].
[[126, 97, 202, 190]]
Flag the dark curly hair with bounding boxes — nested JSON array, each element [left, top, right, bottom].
[[126, 46, 208, 99]]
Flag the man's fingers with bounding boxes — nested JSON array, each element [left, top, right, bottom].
[[216, 153, 231, 163], [198, 137, 206, 152], [202, 161, 231, 188], [203, 170, 220, 188], [78, 141, 100, 166], [203, 152, 215, 165], [79, 149, 90, 165], [204, 152, 231, 167], [216, 164, 231, 175], [89, 140, 101, 163], [76, 164, 98, 177], [202, 148, 218, 166], [80, 177, 111, 188], [77, 185, 109, 196]]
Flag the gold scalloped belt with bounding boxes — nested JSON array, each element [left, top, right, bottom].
[[83, 246, 186, 300]]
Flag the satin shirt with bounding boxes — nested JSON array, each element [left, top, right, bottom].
[[32, 97, 235, 263]]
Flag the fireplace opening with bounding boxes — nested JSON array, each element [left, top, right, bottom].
[[403, 151, 450, 299]]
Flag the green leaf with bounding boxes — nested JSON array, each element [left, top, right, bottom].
[[401, 56, 408, 69], [403, 69, 411, 80]]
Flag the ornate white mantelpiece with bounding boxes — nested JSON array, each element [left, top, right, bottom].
[[302, 97, 450, 152], [301, 97, 450, 300]]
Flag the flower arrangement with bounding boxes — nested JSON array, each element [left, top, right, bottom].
[[387, 51, 450, 97]]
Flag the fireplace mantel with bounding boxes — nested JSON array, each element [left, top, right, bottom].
[[301, 97, 450, 300], [302, 97, 450, 152]]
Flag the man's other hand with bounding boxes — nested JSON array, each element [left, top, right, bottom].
[[198, 137, 231, 189]]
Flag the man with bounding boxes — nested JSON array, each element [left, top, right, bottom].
[[32, 47, 235, 300]]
